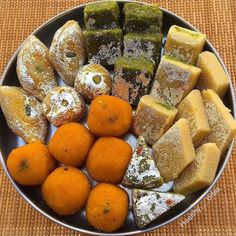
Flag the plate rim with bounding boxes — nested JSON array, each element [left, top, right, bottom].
[[0, 1, 235, 235]]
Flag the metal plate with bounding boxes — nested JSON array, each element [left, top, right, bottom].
[[0, 1, 235, 235]]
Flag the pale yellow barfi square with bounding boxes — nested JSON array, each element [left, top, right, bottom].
[[132, 95, 177, 146], [165, 25, 206, 65], [150, 55, 201, 106], [176, 89, 210, 147], [173, 143, 220, 195], [201, 89, 236, 154], [196, 51, 229, 98], [152, 118, 195, 182]]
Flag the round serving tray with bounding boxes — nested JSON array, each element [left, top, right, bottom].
[[0, 1, 235, 235]]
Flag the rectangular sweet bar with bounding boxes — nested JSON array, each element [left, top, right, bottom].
[[132, 95, 177, 145], [84, 1, 120, 30], [173, 143, 220, 195], [152, 118, 196, 182], [201, 89, 236, 154], [112, 57, 154, 105], [84, 29, 123, 66], [150, 55, 201, 106], [196, 51, 229, 98], [165, 25, 206, 65], [123, 3, 163, 33], [123, 32, 162, 64], [176, 89, 210, 147]]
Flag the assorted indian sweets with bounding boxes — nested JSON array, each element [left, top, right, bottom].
[[1, 0, 236, 233]]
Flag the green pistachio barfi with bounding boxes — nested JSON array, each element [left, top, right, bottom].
[[196, 51, 229, 98], [123, 32, 162, 64], [176, 90, 211, 147], [165, 25, 206, 65], [112, 57, 154, 105], [150, 55, 201, 106], [84, 29, 123, 66], [132, 189, 185, 228], [123, 3, 163, 33], [84, 1, 120, 30], [201, 89, 236, 154], [173, 143, 220, 195], [152, 118, 196, 182], [122, 136, 163, 189], [132, 95, 177, 145]]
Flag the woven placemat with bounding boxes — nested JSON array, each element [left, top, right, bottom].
[[0, 0, 236, 235]]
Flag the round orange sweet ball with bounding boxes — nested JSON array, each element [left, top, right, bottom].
[[42, 166, 90, 215], [86, 183, 129, 232], [7, 142, 55, 186], [87, 95, 132, 137], [86, 137, 132, 183], [48, 122, 94, 167]]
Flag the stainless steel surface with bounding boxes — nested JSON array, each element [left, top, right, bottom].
[[0, 1, 235, 235]]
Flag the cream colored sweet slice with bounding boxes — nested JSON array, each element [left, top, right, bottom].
[[150, 55, 201, 106], [132, 95, 177, 145], [49, 20, 86, 86], [176, 90, 210, 147], [201, 89, 236, 154], [152, 118, 195, 182], [0, 86, 48, 143], [16, 35, 57, 101], [173, 143, 220, 195], [132, 189, 185, 229], [196, 51, 229, 98], [165, 25, 206, 65]]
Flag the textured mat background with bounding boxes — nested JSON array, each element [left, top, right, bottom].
[[0, 0, 236, 235]]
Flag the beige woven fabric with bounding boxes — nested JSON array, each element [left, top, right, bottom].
[[0, 0, 236, 235]]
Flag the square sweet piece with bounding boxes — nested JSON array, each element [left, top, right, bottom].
[[176, 90, 210, 147], [152, 118, 196, 182], [123, 3, 163, 33], [165, 25, 206, 65], [150, 55, 201, 106], [123, 32, 163, 64], [84, 29, 123, 66], [196, 51, 229, 98], [84, 1, 120, 30], [112, 57, 154, 105], [201, 89, 236, 154], [132, 95, 177, 145], [173, 143, 220, 195]]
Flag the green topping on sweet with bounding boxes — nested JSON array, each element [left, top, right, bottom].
[[35, 66, 44, 73], [115, 57, 154, 74], [61, 99, 68, 107], [123, 3, 162, 33], [125, 32, 162, 43], [93, 75, 102, 84], [25, 104, 31, 116], [66, 52, 77, 58], [173, 25, 203, 39], [84, 29, 123, 66], [84, 1, 120, 30], [157, 100, 174, 110]]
